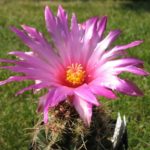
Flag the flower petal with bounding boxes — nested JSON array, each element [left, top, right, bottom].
[[112, 40, 143, 52], [45, 6, 73, 65], [104, 77, 143, 96], [93, 58, 144, 78], [114, 66, 149, 76], [57, 5, 69, 38], [74, 84, 99, 106], [11, 26, 61, 67], [9, 51, 55, 73], [0, 76, 30, 86], [47, 86, 73, 107], [116, 79, 143, 96], [70, 13, 79, 38], [16, 82, 49, 95], [45, 5, 69, 46], [80, 16, 108, 65], [97, 16, 107, 40], [45, 6, 57, 37], [37, 93, 48, 112], [70, 13, 82, 62], [0, 58, 17, 63], [1, 65, 59, 84], [83, 17, 98, 44], [43, 86, 73, 123], [97, 30, 121, 52], [87, 30, 121, 67], [101, 40, 143, 61], [42, 89, 55, 123], [89, 84, 117, 99], [90, 75, 143, 96], [73, 95, 93, 126]]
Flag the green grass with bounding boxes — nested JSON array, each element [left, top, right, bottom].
[[0, 0, 150, 149]]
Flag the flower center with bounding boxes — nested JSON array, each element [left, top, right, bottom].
[[66, 63, 86, 86]]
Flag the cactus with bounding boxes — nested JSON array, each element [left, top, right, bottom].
[[29, 101, 115, 150]]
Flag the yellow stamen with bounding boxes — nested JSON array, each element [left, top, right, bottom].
[[66, 63, 86, 86]]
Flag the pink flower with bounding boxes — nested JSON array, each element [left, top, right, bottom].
[[0, 5, 149, 126]]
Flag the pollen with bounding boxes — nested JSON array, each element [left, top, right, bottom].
[[66, 63, 86, 86]]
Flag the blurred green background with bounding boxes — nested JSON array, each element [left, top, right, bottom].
[[0, 0, 150, 149]]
